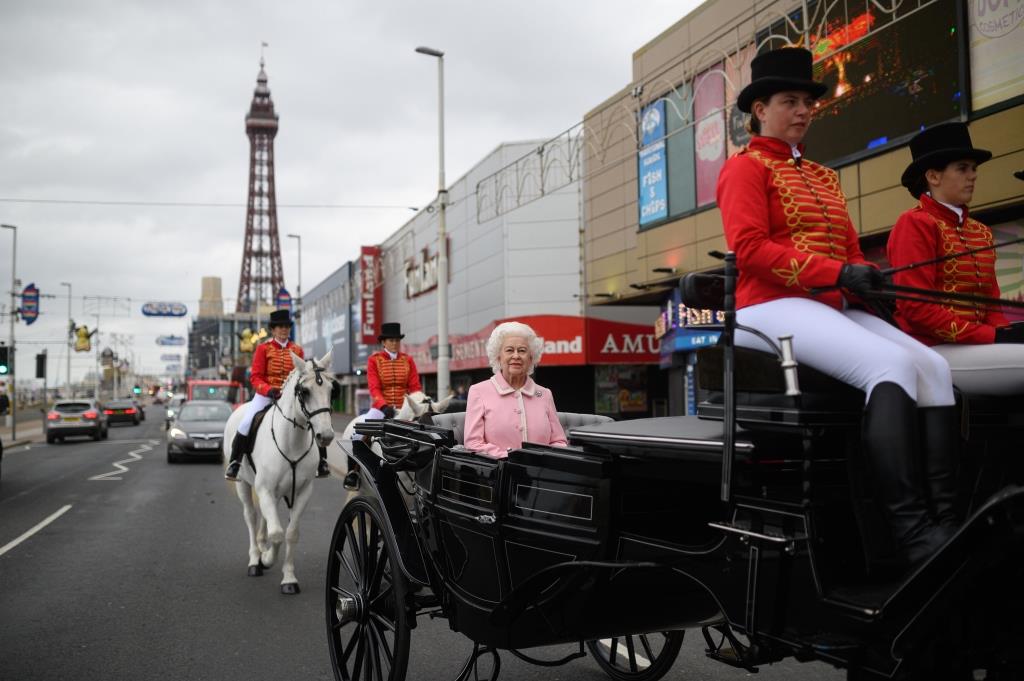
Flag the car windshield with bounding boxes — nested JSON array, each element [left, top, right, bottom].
[[178, 404, 233, 421], [107, 401, 135, 408], [56, 402, 92, 413]]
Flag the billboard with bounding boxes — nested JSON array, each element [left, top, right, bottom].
[[359, 246, 382, 345], [638, 100, 668, 226], [156, 335, 186, 346], [693, 63, 726, 207], [969, 0, 1024, 111], [141, 301, 187, 317], [20, 283, 39, 325]]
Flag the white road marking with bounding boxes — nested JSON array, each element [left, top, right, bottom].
[[595, 639, 652, 668], [0, 504, 73, 558], [88, 440, 159, 481]]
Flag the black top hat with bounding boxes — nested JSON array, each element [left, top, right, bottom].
[[378, 322, 404, 341], [737, 47, 827, 113], [268, 309, 293, 328], [900, 122, 992, 197]]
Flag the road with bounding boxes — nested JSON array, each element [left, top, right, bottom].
[[0, 406, 844, 681]]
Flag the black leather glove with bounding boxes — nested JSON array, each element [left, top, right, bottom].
[[382, 405, 396, 419], [994, 323, 1024, 344], [836, 263, 884, 297], [267, 388, 282, 400]]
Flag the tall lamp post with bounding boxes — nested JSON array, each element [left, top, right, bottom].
[[2, 223, 17, 437], [287, 233, 302, 342], [61, 281, 72, 397], [415, 45, 450, 396]]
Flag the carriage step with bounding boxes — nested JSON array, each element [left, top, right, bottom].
[[804, 633, 862, 655]]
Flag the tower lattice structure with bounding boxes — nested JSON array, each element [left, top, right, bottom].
[[237, 58, 284, 313]]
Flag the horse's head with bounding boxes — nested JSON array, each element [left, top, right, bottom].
[[397, 391, 454, 425], [286, 350, 336, 448]]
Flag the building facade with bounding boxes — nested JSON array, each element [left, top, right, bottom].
[[581, 0, 1024, 414]]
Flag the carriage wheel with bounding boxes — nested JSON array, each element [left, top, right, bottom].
[[586, 631, 685, 681], [325, 497, 411, 681]]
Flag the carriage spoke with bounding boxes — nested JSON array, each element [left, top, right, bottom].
[[625, 635, 639, 671], [607, 637, 620, 665], [639, 634, 656, 663], [366, 616, 384, 681], [370, 610, 397, 633], [356, 512, 371, 587], [351, 627, 367, 680], [343, 523, 364, 587], [368, 618, 395, 668], [369, 583, 394, 611], [340, 623, 361, 664]]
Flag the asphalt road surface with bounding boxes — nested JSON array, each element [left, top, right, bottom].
[[0, 406, 844, 680]]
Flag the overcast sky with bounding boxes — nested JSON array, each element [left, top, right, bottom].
[[0, 0, 702, 384]]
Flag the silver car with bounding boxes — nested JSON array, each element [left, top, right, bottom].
[[46, 399, 109, 443], [166, 400, 234, 463]]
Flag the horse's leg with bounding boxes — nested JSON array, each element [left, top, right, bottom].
[[256, 514, 272, 567], [279, 481, 315, 594], [254, 482, 285, 567], [235, 481, 263, 576]]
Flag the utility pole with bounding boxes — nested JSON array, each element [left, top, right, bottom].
[[61, 282, 72, 397], [2, 224, 17, 438]]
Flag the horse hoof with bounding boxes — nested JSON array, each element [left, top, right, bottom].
[[280, 582, 300, 595], [248, 565, 263, 577]]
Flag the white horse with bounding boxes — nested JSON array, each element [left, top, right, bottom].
[[339, 390, 455, 442], [223, 350, 335, 594]]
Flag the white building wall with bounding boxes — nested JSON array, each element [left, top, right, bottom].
[[378, 140, 582, 349]]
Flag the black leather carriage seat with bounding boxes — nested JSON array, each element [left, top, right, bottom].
[[696, 345, 865, 428], [429, 411, 614, 447]]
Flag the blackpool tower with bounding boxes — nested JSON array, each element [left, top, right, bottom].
[[236, 57, 284, 313]]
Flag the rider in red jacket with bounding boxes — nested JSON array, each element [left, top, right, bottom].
[[225, 309, 330, 480]]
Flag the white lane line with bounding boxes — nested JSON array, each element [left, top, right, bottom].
[[0, 504, 73, 558], [88, 441, 157, 481]]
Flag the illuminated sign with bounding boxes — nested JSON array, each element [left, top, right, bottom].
[[360, 246, 381, 345], [142, 301, 187, 317], [638, 100, 668, 226]]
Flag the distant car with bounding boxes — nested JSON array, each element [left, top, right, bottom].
[[166, 400, 235, 463], [165, 395, 187, 430], [104, 399, 141, 426], [46, 400, 109, 443]]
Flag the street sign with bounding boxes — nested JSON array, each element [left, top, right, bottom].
[[141, 301, 188, 317], [156, 335, 186, 346], [275, 287, 292, 310], [20, 283, 39, 325], [160, 353, 182, 361]]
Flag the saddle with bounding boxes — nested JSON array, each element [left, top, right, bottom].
[[243, 404, 274, 471]]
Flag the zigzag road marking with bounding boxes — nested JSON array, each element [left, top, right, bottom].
[[88, 439, 161, 481]]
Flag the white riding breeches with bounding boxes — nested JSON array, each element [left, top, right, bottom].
[[930, 343, 1024, 396], [735, 298, 955, 407], [237, 393, 273, 436]]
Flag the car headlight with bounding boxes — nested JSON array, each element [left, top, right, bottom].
[[166, 409, 175, 419], [169, 427, 187, 440]]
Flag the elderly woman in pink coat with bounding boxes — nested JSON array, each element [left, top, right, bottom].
[[464, 321, 568, 458]]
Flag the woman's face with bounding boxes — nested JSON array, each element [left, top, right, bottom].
[[499, 335, 532, 380], [382, 338, 401, 354], [754, 90, 815, 146], [270, 324, 291, 342], [926, 159, 978, 206]]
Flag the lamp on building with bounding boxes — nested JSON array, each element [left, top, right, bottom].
[[652, 267, 677, 275], [415, 45, 450, 396], [593, 292, 617, 299], [629, 283, 651, 291]]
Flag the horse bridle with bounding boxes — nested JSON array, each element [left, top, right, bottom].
[[267, 360, 332, 508]]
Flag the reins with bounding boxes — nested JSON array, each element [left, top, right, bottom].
[[264, 360, 332, 509]]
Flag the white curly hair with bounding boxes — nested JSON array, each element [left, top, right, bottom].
[[486, 321, 544, 376]]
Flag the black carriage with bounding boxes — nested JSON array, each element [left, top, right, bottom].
[[326, 254, 1024, 681]]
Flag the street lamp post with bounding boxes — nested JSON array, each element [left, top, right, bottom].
[[61, 281, 72, 397], [1, 224, 17, 437], [287, 233, 302, 342], [415, 45, 450, 397]]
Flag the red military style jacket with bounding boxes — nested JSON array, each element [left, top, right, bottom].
[[717, 136, 870, 310], [367, 351, 422, 410], [250, 338, 304, 397], [887, 194, 1007, 345]]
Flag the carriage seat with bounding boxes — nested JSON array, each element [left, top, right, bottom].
[[696, 345, 865, 428], [429, 411, 614, 447]]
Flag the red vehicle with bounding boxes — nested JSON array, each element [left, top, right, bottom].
[[186, 379, 245, 408]]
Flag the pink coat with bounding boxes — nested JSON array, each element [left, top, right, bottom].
[[463, 374, 568, 458]]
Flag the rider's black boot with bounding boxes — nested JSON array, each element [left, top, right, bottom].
[[316, 445, 330, 478], [919, 405, 962, 529], [343, 457, 360, 491], [862, 383, 955, 568], [224, 432, 245, 481]]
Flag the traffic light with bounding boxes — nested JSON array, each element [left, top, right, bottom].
[[133, 385, 142, 395], [35, 353, 46, 379], [0, 345, 8, 375]]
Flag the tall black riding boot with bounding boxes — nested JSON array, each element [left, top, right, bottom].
[[862, 382, 955, 568], [224, 432, 246, 481], [343, 457, 360, 491], [316, 445, 330, 478], [919, 406, 962, 528]]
